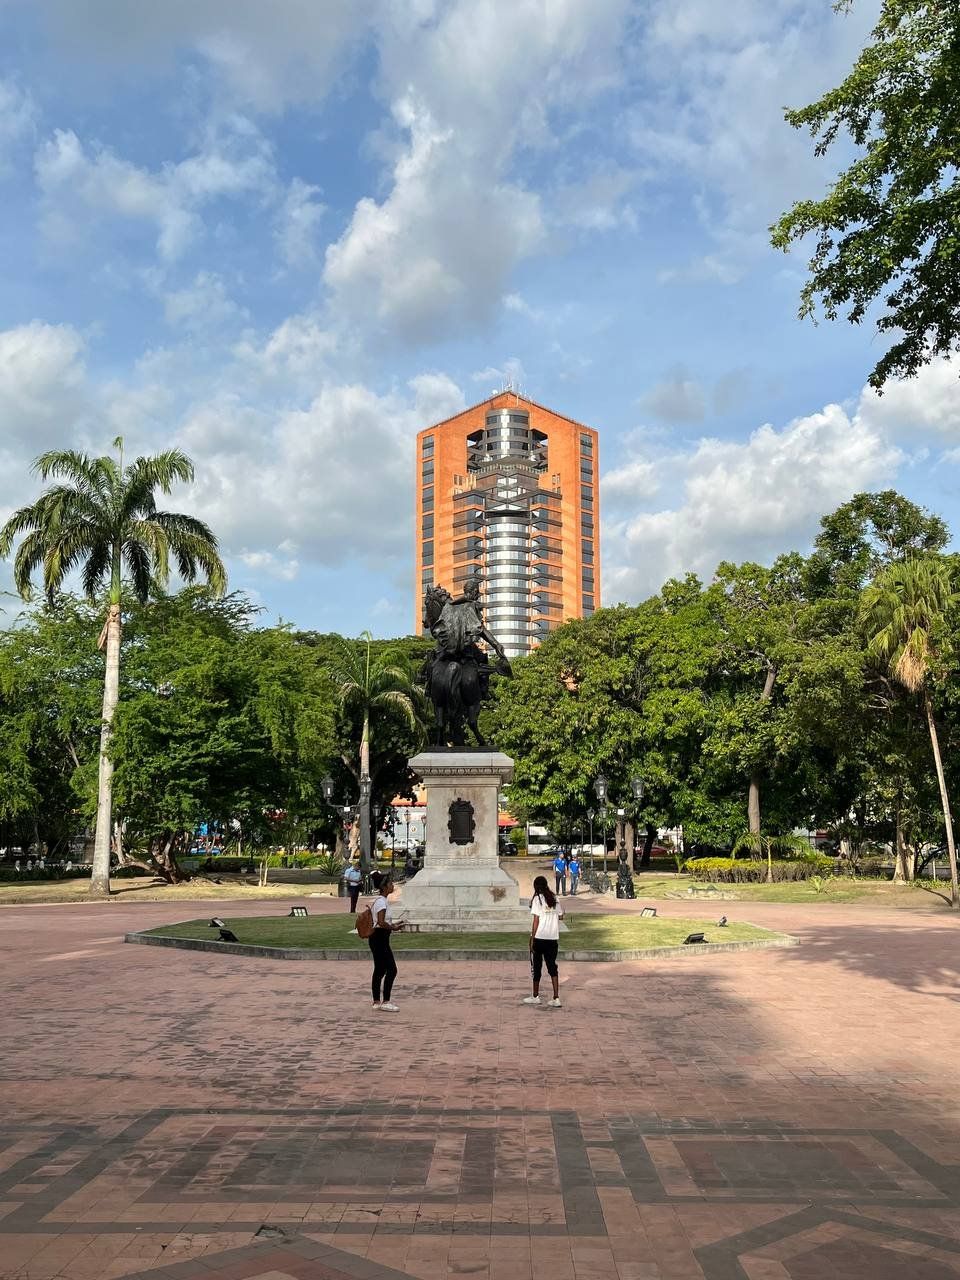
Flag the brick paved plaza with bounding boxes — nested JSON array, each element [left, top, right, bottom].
[[1, 891, 959, 1280]]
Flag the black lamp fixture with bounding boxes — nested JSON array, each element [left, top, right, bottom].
[[321, 775, 334, 804], [593, 774, 608, 804], [631, 776, 645, 803]]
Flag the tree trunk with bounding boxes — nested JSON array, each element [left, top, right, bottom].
[[90, 603, 122, 898], [893, 806, 907, 884], [924, 691, 959, 909], [359, 712, 372, 872], [639, 823, 657, 869], [747, 776, 761, 838], [747, 664, 778, 837]]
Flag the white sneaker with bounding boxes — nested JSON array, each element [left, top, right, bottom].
[[380, 1001, 400, 1012], [372, 1002, 381, 1010], [522, 995, 541, 1005], [548, 998, 562, 1008]]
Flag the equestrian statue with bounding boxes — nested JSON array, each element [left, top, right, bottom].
[[419, 574, 512, 747]]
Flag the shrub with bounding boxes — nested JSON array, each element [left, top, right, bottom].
[[685, 854, 834, 883], [313, 852, 345, 877]]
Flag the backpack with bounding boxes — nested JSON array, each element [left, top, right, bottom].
[[355, 903, 375, 939]]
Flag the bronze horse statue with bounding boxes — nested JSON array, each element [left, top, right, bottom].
[[419, 581, 510, 748]]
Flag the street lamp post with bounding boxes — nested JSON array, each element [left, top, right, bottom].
[[587, 808, 595, 872], [593, 775, 608, 880], [359, 774, 372, 877], [630, 775, 645, 870]]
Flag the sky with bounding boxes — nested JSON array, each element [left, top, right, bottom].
[[1, 0, 957, 638]]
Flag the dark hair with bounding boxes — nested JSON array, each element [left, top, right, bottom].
[[532, 875, 556, 909], [379, 875, 394, 894]]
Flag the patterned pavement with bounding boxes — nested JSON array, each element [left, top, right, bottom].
[[1, 891, 959, 1279]]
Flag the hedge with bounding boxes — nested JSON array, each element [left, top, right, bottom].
[[684, 854, 834, 883]]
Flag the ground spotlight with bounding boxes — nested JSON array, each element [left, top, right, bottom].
[[640, 907, 657, 918], [683, 931, 706, 945]]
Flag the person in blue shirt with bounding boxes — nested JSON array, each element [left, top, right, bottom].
[[344, 862, 363, 913], [553, 851, 568, 896], [568, 854, 581, 895]]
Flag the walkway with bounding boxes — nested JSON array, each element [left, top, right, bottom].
[[1, 891, 958, 1279]]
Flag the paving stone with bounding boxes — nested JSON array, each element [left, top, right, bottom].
[[1, 895, 959, 1278]]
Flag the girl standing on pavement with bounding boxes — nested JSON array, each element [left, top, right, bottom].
[[370, 875, 405, 1011], [523, 875, 564, 1008]]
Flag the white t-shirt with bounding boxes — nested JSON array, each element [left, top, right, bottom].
[[530, 894, 563, 941], [371, 895, 393, 927]]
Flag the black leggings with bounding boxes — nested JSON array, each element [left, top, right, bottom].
[[369, 929, 397, 1002], [532, 939, 559, 981]]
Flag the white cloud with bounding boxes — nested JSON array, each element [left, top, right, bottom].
[[23, 0, 373, 112], [179, 378, 437, 567], [0, 322, 88, 446], [34, 115, 276, 262], [236, 546, 300, 581], [641, 372, 706, 424], [274, 177, 325, 269], [602, 384, 903, 602], [163, 271, 248, 333], [471, 357, 526, 391], [324, 95, 543, 341], [0, 77, 36, 169], [633, 0, 882, 283], [325, 0, 632, 339], [858, 356, 960, 440]]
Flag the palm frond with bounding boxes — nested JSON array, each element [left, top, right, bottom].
[[79, 538, 113, 600], [122, 539, 153, 603], [126, 450, 195, 496]]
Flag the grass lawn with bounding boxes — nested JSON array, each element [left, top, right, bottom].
[[636, 874, 951, 906], [142, 912, 781, 952], [0, 875, 340, 906]]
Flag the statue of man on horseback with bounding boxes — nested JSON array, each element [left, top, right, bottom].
[[420, 574, 512, 747]]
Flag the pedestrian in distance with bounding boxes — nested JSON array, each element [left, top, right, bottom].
[[553, 849, 567, 896], [369, 874, 405, 1012], [344, 861, 362, 913], [524, 875, 564, 1008], [568, 852, 581, 895]]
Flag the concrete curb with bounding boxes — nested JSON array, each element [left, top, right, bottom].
[[124, 931, 799, 962]]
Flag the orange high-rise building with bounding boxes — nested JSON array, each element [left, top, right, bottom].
[[415, 392, 600, 657]]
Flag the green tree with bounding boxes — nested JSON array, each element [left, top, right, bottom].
[[492, 586, 740, 852], [109, 591, 336, 881], [0, 597, 101, 855], [861, 557, 960, 907], [810, 490, 949, 595], [771, 1, 960, 390], [0, 442, 226, 897], [325, 631, 422, 867]]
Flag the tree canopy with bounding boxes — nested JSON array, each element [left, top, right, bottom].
[[771, 1, 960, 390]]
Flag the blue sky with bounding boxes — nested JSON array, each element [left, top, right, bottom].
[[1, 0, 956, 637]]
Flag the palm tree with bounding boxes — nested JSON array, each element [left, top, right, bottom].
[[861, 557, 959, 909], [732, 831, 809, 884], [0, 441, 226, 897], [328, 632, 420, 869]]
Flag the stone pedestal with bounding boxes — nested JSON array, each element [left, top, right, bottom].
[[399, 750, 530, 932]]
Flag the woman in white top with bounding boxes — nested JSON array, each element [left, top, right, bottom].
[[524, 875, 564, 1008], [370, 874, 405, 1012]]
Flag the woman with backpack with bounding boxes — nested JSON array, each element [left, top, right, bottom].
[[364, 874, 405, 1012], [523, 875, 564, 1008]]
